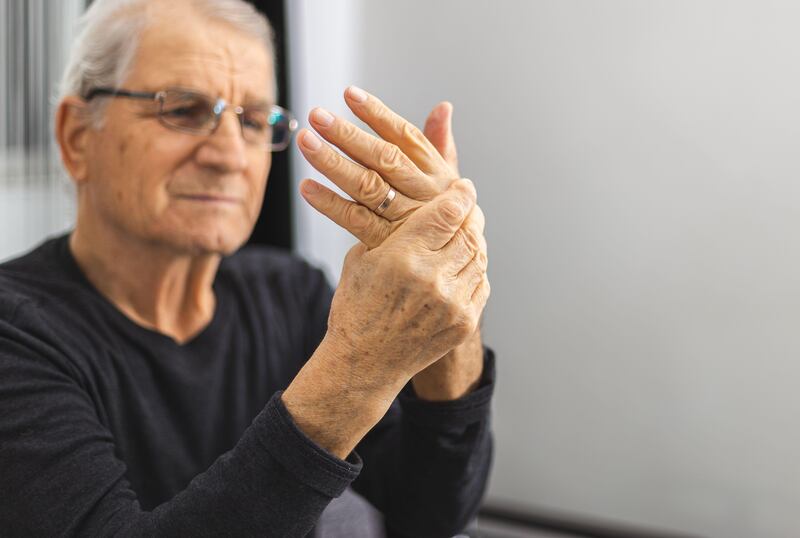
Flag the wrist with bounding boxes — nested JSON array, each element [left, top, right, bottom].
[[411, 329, 484, 401], [316, 332, 412, 396], [281, 334, 407, 459]]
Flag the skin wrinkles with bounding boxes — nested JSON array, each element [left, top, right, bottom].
[[291, 87, 490, 408], [55, 0, 489, 465], [90, 15, 272, 255], [57, 0, 274, 341]]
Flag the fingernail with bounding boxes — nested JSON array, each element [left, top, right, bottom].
[[346, 85, 368, 103], [441, 101, 452, 119], [302, 180, 320, 195], [310, 107, 335, 127], [301, 130, 322, 151]]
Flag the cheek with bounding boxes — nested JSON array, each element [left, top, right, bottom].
[[91, 134, 140, 208], [112, 137, 136, 203], [117, 139, 157, 214], [138, 136, 195, 213], [246, 157, 271, 218]]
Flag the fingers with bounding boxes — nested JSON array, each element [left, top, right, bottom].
[[470, 274, 491, 315], [441, 205, 487, 277], [390, 178, 477, 252], [297, 129, 421, 222], [307, 107, 441, 202], [344, 86, 453, 179], [457, 247, 488, 299], [299, 179, 390, 249], [423, 101, 459, 173]]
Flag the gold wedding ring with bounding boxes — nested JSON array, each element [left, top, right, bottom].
[[374, 187, 396, 216]]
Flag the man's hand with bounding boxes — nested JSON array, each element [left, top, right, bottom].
[[296, 87, 481, 248], [282, 180, 489, 458], [296, 87, 488, 401]]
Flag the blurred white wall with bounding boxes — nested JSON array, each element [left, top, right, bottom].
[[0, 0, 81, 261], [286, 0, 363, 281], [0, 181, 74, 261], [291, 1, 800, 537]]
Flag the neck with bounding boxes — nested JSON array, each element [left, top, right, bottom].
[[69, 216, 221, 345]]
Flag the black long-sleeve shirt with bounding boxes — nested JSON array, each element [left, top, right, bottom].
[[0, 234, 495, 537]]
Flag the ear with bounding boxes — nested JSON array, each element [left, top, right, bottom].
[[55, 96, 93, 184]]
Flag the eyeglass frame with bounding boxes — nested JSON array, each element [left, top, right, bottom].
[[83, 87, 299, 152]]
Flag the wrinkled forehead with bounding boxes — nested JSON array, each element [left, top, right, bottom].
[[123, 9, 275, 104]]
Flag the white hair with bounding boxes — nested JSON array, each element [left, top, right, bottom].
[[59, 0, 276, 123]]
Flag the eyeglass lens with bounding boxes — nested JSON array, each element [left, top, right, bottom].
[[157, 90, 292, 149]]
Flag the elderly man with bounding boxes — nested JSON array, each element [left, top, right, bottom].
[[0, 0, 493, 536]]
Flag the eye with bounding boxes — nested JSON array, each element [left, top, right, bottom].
[[158, 92, 215, 129], [163, 102, 208, 119], [242, 109, 270, 131]]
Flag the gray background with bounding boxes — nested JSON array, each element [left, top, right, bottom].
[[292, 1, 800, 537]]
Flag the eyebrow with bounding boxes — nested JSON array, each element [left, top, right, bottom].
[[240, 97, 273, 109], [149, 85, 275, 107]]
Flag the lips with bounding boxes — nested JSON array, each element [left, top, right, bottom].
[[175, 193, 242, 204]]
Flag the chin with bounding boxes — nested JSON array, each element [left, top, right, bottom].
[[159, 222, 253, 257], [150, 203, 260, 256], [190, 235, 246, 256], [197, 228, 251, 256]]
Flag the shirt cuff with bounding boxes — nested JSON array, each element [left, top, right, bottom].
[[397, 346, 496, 429], [252, 391, 363, 499]]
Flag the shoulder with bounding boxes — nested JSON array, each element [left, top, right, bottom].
[[0, 234, 76, 321], [0, 235, 110, 375]]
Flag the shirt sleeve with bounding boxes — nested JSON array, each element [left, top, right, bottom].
[[0, 309, 362, 538]]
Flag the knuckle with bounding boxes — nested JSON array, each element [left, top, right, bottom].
[[439, 199, 466, 224], [376, 142, 403, 171], [313, 187, 333, 210], [401, 121, 425, 144], [319, 145, 341, 169], [356, 170, 384, 202], [461, 227, 482, 253], [336, 122, 360, 145], [385, 251, 415, 277], [428, 279, 448, 304], [475, 250, 489, 273], [429, 217, 456, 238], [452, 178, 477, 201], [343, 203, 369, 233], [423, 211, 460, 239], [394, 150, 417, 175], [448, 229, 470, 256], [470, 205, 486, 231], [479, 234, 488, 255], [475, 203, 486, 221]]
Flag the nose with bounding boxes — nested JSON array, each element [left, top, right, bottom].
[[194, 109, 249, 173]]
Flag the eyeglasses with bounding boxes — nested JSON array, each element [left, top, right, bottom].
[[84, 87, 298, 151]]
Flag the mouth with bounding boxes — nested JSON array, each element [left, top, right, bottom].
[[175, 194, 242, 205]]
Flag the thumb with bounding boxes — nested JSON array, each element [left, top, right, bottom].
[[424, 101, 459, 173], [390, 178, 476, 252]]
